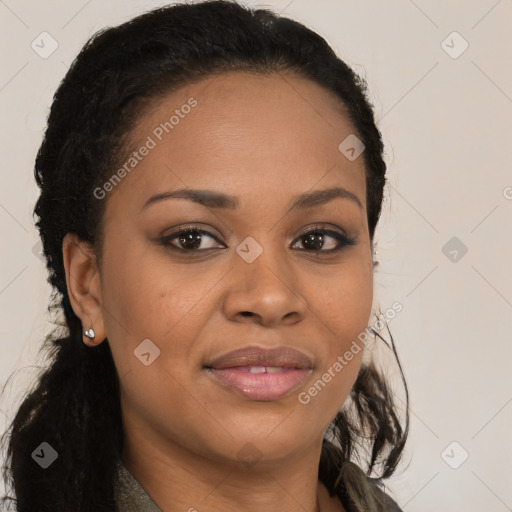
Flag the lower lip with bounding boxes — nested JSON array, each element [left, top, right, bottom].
[[205, 367, 311, 400]]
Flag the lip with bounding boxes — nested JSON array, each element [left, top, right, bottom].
[[205, 346, 314, 370], [204, 346, 314, 401]]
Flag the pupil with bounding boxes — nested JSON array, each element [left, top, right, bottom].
[[179, 231, 202, 250], [303, 232, 323, 250]]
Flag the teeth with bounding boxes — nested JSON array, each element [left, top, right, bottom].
[[248, 366, 286, 373], [266, 366, 286, 373], [249, 366, 267, 374]]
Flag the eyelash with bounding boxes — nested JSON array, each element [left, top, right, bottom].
[[159, 224, 356, 254]]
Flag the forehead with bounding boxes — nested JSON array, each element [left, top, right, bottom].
[[104, 71, 366, 217]]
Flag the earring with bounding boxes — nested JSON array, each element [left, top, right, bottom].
[[372, 246, 379, 266], [84, 327, 95, 340]]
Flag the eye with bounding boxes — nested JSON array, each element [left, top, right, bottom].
[[159, 224, 225, 252], [291, 225, 356, 253], [159, 224, 356, 254]]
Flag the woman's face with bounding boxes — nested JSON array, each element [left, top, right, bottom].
[[95, 71, 373, 467]]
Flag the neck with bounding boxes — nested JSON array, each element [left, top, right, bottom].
[[121, 432, 344, 512]]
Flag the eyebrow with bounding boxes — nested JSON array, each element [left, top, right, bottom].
[[140, 186, 363, 212]]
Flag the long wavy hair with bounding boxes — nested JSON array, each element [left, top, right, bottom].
[[0, 1, 409, 510]]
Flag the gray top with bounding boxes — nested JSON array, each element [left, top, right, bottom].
[[114, 460, 162, 512]]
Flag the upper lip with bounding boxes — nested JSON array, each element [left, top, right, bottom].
[[205, 346, 313, 370]]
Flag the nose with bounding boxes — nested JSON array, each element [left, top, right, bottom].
[[222, 246, 308, 327]]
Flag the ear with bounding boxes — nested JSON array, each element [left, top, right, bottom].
[[62, 233, 106, 346]]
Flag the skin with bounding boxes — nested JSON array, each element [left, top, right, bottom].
[[63, 71, 373, 512]]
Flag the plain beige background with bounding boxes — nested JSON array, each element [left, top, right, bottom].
[[1, 1, 511, 510]]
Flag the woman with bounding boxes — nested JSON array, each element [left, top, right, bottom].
[[1, 1, 408, 510]]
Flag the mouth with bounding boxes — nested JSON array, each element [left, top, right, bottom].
[[203, 346, 313, 401]]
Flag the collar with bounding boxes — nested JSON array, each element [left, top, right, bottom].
[[114, 459, 162, 512]]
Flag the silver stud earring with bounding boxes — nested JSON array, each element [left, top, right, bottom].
[[372, 246, 379, 266], [84, 327, 96, 340]]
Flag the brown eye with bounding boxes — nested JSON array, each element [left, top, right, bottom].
[[292, 227, 356, 252], [160, 225, 225, 252]]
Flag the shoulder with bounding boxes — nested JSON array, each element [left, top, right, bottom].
[[114, 459, 162, 512], [338, 462, 403, 512], [368, 481, 403, 512]]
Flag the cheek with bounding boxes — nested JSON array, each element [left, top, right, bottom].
[[296, 272, 370, 426], [304, 255, 372, 408], [100, 241, 219, 376], [309, 257, 373, 348]]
